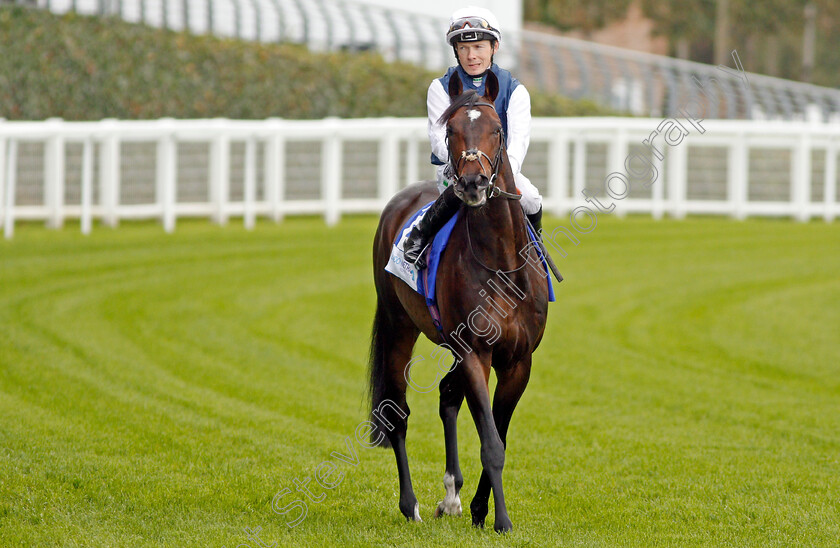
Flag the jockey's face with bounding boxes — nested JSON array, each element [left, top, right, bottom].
[[456, 40, 499, 76]]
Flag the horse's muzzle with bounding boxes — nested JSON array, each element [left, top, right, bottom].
[[454, 174, 489, 207]]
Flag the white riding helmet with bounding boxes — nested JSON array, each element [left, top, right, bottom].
[[446, 6, 501, 45]]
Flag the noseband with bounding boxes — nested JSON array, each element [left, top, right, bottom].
[[447, 101, 522, 201]]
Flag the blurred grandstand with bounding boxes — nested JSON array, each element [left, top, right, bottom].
[[23, 0, 840, 121]]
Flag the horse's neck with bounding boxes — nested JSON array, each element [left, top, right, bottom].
[[465, 171, 530, 270]]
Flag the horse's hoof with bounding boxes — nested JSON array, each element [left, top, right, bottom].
[[494, 516, 513, 533], [400, 500, 422, 522], [435, 499, 462, 518], [470, 497, 489, 526]]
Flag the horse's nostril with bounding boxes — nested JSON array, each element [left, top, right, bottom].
[[458, 174, 488, 190]]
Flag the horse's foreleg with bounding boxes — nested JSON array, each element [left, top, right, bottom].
[[470, 359, 531, 526], [461, 355, 513, 533], [435, 369, 465, 518], [469, 359, 531, 532]]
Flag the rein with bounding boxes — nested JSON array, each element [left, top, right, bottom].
[[446, 101, 522, 202], [465, 211, 535, 275]]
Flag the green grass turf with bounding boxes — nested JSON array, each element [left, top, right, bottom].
[[1, 215, 838, 547]]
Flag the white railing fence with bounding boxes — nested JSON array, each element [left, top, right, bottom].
[[1, 117, 837, 238]]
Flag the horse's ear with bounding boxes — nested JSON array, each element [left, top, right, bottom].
[[484, 70, 499, 103], [448, 75, 463, 99]]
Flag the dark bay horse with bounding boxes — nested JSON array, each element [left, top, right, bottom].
[[367, 71, 550, 533]]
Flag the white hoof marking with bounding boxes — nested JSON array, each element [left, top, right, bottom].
[[438, 472, 462, 516]]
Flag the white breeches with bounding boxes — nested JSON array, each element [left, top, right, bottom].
[[435, 165, 542, 215]]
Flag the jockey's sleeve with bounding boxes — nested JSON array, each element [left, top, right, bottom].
[[427, 79, 451, 165], [506, 84, 531, 176]]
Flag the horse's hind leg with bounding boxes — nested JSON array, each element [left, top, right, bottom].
[[469, 358, 531, 531], [435, 369, 465, 518], [369, 306, 422, 521]]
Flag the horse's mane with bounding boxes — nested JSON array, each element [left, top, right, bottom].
[[437, 90, 483, 125]]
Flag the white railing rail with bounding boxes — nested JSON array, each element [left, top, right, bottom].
[[1, 117, 837, 238]]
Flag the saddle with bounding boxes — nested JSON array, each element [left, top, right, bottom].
[[385, 202, 555, 336]]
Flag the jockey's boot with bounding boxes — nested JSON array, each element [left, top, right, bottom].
[[526, 206, 543, 239], [403, 186, 460, 269]]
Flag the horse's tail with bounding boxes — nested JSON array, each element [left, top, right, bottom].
[[367, 297, 393, 448]]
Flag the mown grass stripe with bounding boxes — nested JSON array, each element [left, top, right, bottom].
[[1, 216, 838, 546]]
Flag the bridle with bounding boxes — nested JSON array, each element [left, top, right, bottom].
[[445, 100, 537, 274], [446, 101, 522, 201]]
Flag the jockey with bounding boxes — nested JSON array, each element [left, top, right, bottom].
[[403, 6, 544, 269]]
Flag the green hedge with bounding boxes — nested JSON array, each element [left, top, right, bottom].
[[0, 7, 616, 120]]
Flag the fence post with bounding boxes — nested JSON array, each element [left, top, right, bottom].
[[824, 136, 837, 222], [667, 143, 687, 219], [211, 122, 230, 225], [156, 122, 177, 233], [265, 118, 286, 223], [651, 150, 665, 220], [4, 140, 17, 239], [99, 119, 120, 227], [610, 127, 629, 218], [728, 132, 748, 220], [405, 131, 419, 191], [547, 130, 569, 216], [322, 118, 342, 226], [572, 133, 586, 206], [45, 118, 66, 229], [243, 135, 256, 230], [793, 131, 812, 222], [265, 119, 285, 222], [378, 122, 398, 204], [81, 137, 94, 235]]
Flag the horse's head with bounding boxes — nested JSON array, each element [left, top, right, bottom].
[[439, 71, 505, 208]]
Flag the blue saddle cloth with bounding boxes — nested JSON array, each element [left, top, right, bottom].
[[398, 203, 555, 318]]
